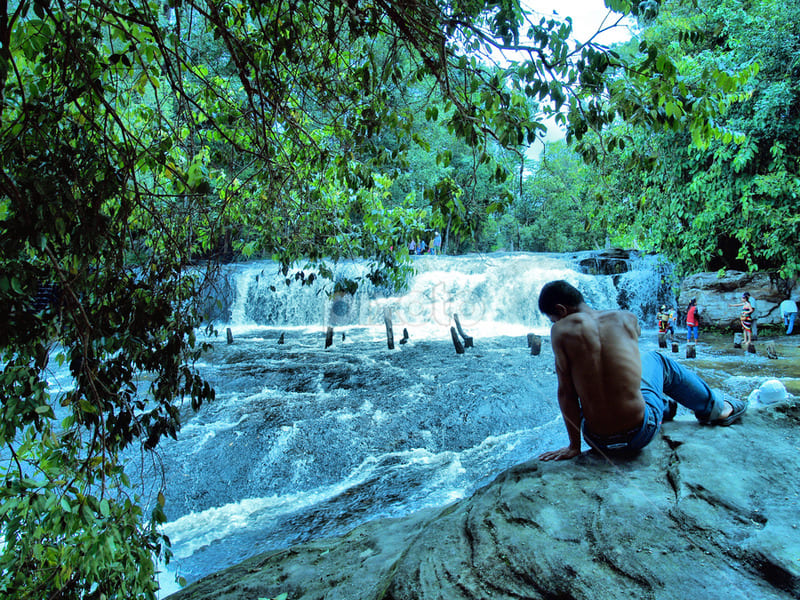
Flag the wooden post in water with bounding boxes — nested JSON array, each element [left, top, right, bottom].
[[671, 342, 679, 353], [658, 333, 667, 349], [383, 308, 395, 350], [686, 344, 696, 358], [226, 328, 234, 344], [277, 332, 285, 345], [746, 342, 756, 354], [527, 333, 542, 356], [450, 327, 465, 354], [766, 343, 778, 359], [452, 314, 473, 348], [733, 333, 743, 348], [325, 326, 334, 349]]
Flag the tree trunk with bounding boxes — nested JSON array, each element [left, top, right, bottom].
[[383, 308, 395, 350], [450, 327, 465, 354], [453, 314, 473, 348]]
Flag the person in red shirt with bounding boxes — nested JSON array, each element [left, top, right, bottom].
[[686, 298, 699, 342], [657, 305, 670, 334]]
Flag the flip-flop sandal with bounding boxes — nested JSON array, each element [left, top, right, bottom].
[[701, 397, 748, 426]]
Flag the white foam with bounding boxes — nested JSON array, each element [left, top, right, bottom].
[[161, 457, 381, 558]]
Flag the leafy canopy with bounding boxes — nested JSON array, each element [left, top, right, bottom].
[[579, 0, 798, 277], [0, 0, 737, 597]]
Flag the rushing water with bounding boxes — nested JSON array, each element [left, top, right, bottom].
[[21, 251, 797, 597], [204, 251, 673, 338], [142, 251, 682, 593]]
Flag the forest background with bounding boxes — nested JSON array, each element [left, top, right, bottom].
[[1, 0, 798, 598]]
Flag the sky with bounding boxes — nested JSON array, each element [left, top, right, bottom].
[[518, 0, 636, 155], [524, 0, 634, 46]]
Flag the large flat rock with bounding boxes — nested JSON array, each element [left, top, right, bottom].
[[169, 400, 800, 600], [678, 271, 790, 329]]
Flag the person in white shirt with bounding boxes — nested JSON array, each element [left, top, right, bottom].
[[779, 296, 798, 335]]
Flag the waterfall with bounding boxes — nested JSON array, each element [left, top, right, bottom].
[[207, 251, 674, 337], [141, 250, 689, 590]]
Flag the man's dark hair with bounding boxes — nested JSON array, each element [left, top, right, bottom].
[[538, 280, 584, 315]]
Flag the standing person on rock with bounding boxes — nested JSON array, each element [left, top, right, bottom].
[[780, 295, 798, 335], [749, 294, 759, 339], [657, 305, 670, 336], [685, 298, 700, 343], [667, 307, 677, 338], [730, 292, 754, 346], [536, 280, 747, 461]]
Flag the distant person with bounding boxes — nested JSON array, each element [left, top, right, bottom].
[[729, 292, 754, 345], [536, 280, 747, 461], [433, 231, 442, 255], [749, 294, 759, 339], [416, 239, 426, 255], [780, 296, 798, 335], [656, 305, 670, 335], [685, 298, 700, 343], [408, 240, 416, 254], [667, 307, 677, 337]]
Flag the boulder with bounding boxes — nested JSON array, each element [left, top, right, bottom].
[[577, 248, 635, 276], [168, 400, 800, 600], [678, 271, 789, 330]]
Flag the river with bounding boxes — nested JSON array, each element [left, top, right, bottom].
[[121, 252, 779, 595]]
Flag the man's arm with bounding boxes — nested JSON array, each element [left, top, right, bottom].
[[539, 329, 583, 461]]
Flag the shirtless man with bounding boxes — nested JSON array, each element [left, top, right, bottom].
[[536, 280, 748, 461]]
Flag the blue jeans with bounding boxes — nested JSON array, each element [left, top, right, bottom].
[[582, 351, 725, 453], [785, 312, 796, 335], [686, 325, 698, 341]]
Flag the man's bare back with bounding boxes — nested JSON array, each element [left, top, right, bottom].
[[536, 279, 744, 461], [538, 299, 646, 461], [553, 309, 645, 435]]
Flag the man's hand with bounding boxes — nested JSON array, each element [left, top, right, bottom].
[[538, 446, 581, 461]]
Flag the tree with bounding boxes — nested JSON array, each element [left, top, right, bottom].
[[582, 0, 797, 277], [512, 141, 603, 252], [0, 1, 732, 597]]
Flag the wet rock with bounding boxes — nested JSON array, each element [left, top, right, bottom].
[[168, 400, 800, 600], [678, 271, 789, 330], [577, 248, 634, 276]]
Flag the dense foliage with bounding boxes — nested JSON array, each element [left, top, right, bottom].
[[0, 0, 749, 597], [483, 141, 604, 251], [583, 0, 799, 277]]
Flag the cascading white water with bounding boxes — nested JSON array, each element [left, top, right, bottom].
[[212, 251, 673, 339], [34, 251, 769, 599], [152, 251, 677, 594]]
